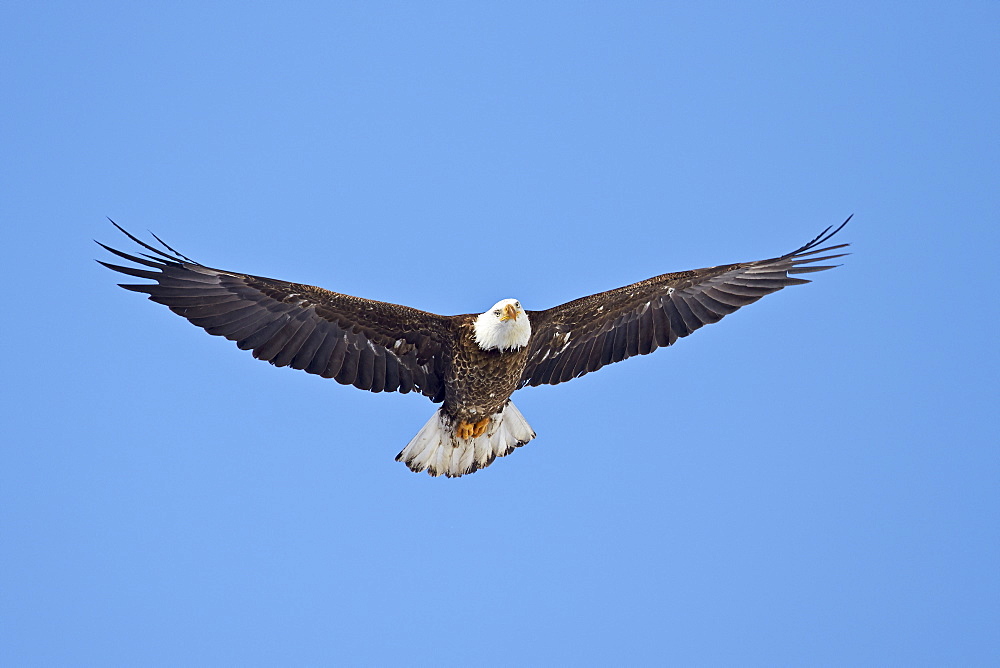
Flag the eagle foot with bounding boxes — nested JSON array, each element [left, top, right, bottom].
[[455, 417, 491, 440]]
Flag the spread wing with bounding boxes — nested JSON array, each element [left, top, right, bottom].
[[99, 223, 452, 401], [520, 217, 850, 388]]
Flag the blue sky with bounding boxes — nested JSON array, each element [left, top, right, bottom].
[[2, 2, 997, 665]]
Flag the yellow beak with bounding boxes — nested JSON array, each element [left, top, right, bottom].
[[501, 303, 519, 321]]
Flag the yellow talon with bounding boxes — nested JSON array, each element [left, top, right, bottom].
[[455, 418, 490, 440], [456, 422, 474, 439]]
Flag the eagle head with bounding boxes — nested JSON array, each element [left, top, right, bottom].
[[474, 299, 531, 351]]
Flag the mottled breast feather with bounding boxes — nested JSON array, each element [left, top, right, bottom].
[[441, 318, 530, 422], [519, 217, 851, 387]]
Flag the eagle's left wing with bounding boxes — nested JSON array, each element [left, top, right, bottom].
[[519, 218, 850, 388]]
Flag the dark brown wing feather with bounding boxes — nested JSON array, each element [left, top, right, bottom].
[[520, 217, 851, 388], [99, 222, 453, 401]]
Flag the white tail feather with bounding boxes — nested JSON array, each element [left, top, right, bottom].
[[395, 402, 536, 477]]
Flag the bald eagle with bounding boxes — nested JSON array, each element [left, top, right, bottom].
[[99, 217, 849, 477]]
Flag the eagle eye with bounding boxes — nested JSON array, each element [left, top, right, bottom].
[[493, 309, 501, 316]]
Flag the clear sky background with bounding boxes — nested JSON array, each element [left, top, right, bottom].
[[2, 2, 997, 665]]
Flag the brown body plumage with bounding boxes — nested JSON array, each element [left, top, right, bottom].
[[445, 318, 530, 425]]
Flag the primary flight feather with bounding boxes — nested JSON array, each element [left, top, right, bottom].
[[99, 217, 850, 477]]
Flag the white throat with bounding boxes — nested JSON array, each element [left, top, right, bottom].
[[474, 299, 531, 352]]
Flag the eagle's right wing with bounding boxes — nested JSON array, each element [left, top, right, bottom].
[[520, 218, 850, 388], [99, 223, 452, 401]]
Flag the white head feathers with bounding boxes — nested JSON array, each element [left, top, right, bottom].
[[474, 299, 531, 351]]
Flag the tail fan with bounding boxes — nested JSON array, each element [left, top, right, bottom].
[[396, 402, 536, 477]]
